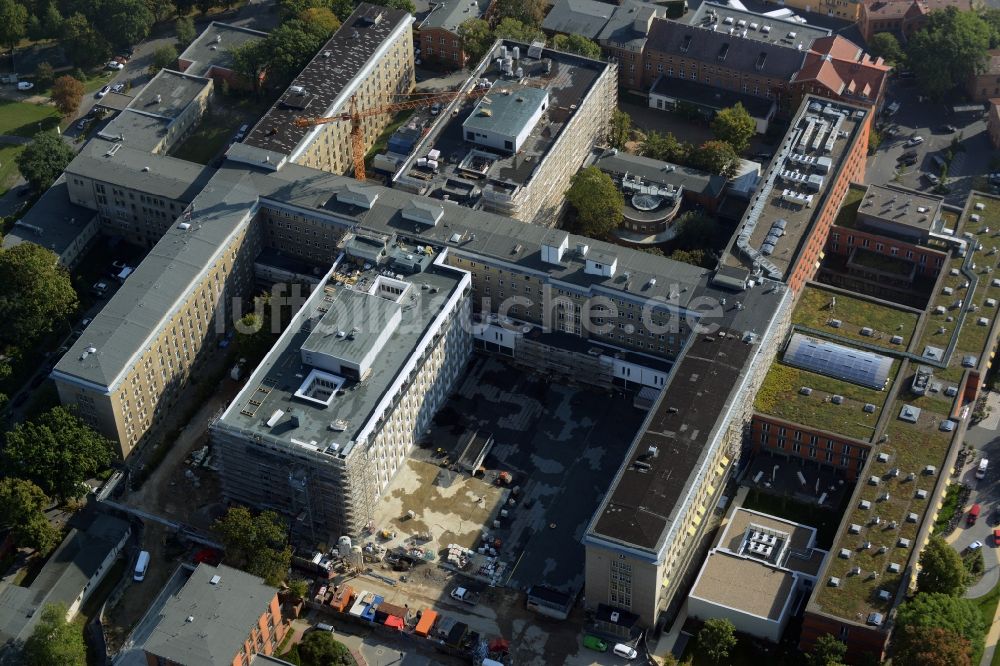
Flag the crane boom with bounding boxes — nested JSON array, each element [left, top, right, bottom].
[[292, 86, 497, 181]]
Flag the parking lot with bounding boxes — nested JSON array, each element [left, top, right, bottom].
[[867, 81, 997, 205]]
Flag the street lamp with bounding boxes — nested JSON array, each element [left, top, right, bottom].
[[772, 464, 779, 483]]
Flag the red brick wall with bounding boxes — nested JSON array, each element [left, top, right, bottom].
[[826, 227, 947, 277], [800, 611, 889, 663], [419, 28, 468, 69], [750, 415, 871, 481], [639, 50, 785, 101]]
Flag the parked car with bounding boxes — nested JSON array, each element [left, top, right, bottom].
[[583, 635, 608, 652], [905, 135, 924, 147], [235, 123, 249, 141], [92, 281, 109, 296], [936, 124, 957, 133], [430, 103, 441, 115], [106, 61, 124, 71], [16, 81, 33, 91], [923, 173, 940, 186], [113, 55, 128, 65], [753, 151, 773, 161], [969, 540, 984, 551], [111, 83, 125, 94], [96, 86, 111, 98], [969, 503, 981, 525], [76, 118, 89, 130], [80, 317, 92, 328]]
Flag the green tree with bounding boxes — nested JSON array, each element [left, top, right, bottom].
[[35, 61, 55, 89], [102, 0, 155, 47], [895, 592, 984, 658], [711, 102, 756, 154], [60, 13, 111, 69], [458, 18, 494, 66], [28, 2, 63, 41], [639, 130, 689, 163], [552, 33, 601, 59], [197, 0, 221, 14], [564, 166, 623, 238], [0, 478, 59, 554], [807, 634, 847, 666], [231, 39, 269, 93], [869, 32, 905, 66], [494, 17, 544, 44], [287, 578, 309, 600], [668, 248, 707, 267], [150, 44, 179, 73], [2, 407, 114, 501], [299, 6, 341, 35], [263, 19, 329, 87], [371, 0, 416, 12], [330, 0, 354, 20], [893, 625, 972, 666], [16, 132, 75, 193], [918, 535, 967, 595], [51, 75, 85, 116], [298, 630, 353, 665], [673, 211, 719, 250], [688, 139, 740, 177], [0, 0, 28, 53], [175, 15, 196, 46], [907, 7, 992, 100], [697, 618, 737, 664], [492, 0, 545, 27], [609, 109, 631, 150], [147, 0, 177, 22], [22, 603, 85, 666], [214, 506, 292, 586], [175, 0, 197, 13]]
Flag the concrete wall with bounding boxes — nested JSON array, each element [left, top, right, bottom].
[[687, 594, 784, 642]]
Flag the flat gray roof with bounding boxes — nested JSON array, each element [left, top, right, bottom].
[[300, 286, 402, 365], [216, 253, 465, 454], [688, 2, 831, 48], [691, 550, 797, 620], [99, 109, 171, 152], [597, 0, 664, 50], [178, 22, 268, 78], [420, 0, 491, 32], [66, 137, 215, 202], [144, 563, 278, 666], [2, 175, 97, 258], [592, 149, 727, 199], [242, 3, 412, 158], [857, 183, 943, 232], [131, 69, 211, 120], [462, 86, 548, 140], [542, 0, 615, 39]]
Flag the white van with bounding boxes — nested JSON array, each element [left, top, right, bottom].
[[613, 643, 638, 660], [978, 458, 989, 479], [134, 550, 150, 581]]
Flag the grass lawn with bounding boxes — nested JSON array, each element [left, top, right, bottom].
[[0, 100, 60, 137], [364, 108, 415, 164], [754, 361, 897, 441], [169, 109, 241, 164], [833, 184, 866, 229], [792, 284, 918, 349], [0, 144, 25, 193]]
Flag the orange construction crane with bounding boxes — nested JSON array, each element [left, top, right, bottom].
[[293, 86, 498, 182]]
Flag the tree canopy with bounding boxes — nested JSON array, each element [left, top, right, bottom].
[[0, 478, 59, 554], [151, 44, 179, 74], [60, 13, 112, 69], [712, 103, 756, 154], [893, 625, 972, 666], [894, 592, 984, 658], [907, 7, 992, 99], [869, 32, 905, 66], [458, 18, 493, 66], [16, 133, 75, 194], [668, 248, 708, 268], [917, 535, 968, 596], [0, 242, 78, 347], [215, 506, 292, 586], [697, 618, 737, 664], [609, 109, 631, 150], [104, 0, 155, 47], [22, 603, 85, 666], [688, 140, 740, 177], [640, 130, 690, 164], [807, 634, 847, 666], [231, 39, 270, 93], [492, 0, 545, 27], [51, 75, 85, 117], [564, 166, 623, 238], [176, 16, 197, 47], [0, 0, 28, 50], [297, 630, 353, 665], [3, 407, 114, 502], [552, 33, 601, 59], [494, 17, 545, 44]]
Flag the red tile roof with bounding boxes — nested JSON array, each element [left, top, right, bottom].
[[863, 0, 972, 20], [792, 36, 890, 104]]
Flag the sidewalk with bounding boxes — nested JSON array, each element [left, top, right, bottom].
[[982, 602, 1000, 666]]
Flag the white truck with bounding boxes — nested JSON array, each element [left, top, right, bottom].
[[450, 587, 479, 605], [978, 458, 989, 479]]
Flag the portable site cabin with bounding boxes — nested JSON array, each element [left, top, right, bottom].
[[362, 595, 384, 622], [349, 590, 372, 617], [415, 609, 438, 636], [329, 585, 354, 613]]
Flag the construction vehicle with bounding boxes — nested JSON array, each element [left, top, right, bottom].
[[293, 85, 498, 182]]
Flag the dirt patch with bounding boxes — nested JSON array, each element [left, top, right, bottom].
[[375, 459, 507, 551]]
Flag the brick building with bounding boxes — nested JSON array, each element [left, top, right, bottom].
[[418, 0, 491, 70], [750, 415, 872, 480], [143, 563, 286, 666], [989, 99, 1000, 149], [176, 22, 268, 89], [857, 0, 975, 42], [967, 50, 1000, 102], [791, 36, 890, 111]]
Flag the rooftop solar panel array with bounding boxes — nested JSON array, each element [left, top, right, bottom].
[[783, 333, 892, 390]]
